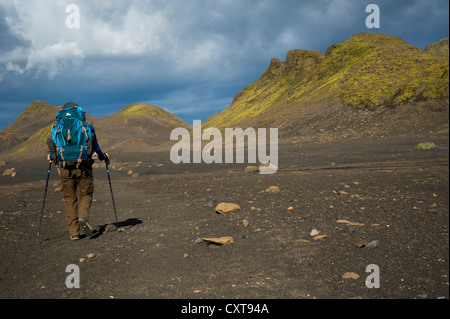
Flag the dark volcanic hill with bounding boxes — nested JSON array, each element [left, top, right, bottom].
[[0, 102, 190, 161], [2, 101, 60, 135], [205, 33, 449, 140], [89, 103, 191, 154], [0, 101, 61, 150]]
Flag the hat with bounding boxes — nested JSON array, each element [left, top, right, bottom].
[[63, 102, 79, 109]]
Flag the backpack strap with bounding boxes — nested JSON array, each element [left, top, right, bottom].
[[53, 123, 59, 150], [60, 147, 66, 161], [80, 122, 89, 142], [76, 146, 84, 169]]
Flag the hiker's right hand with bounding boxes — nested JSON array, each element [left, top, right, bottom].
[[104, 152, 110, 165], [47, 153, 52, 163]]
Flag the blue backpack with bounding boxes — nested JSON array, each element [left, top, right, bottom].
[[51, 106, 92, 165]]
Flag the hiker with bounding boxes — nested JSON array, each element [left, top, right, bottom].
[[47, 102, 109, 240]]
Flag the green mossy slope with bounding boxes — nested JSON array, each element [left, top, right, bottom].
[[206, 33, 449, 128], [425, 38, 449, 56]]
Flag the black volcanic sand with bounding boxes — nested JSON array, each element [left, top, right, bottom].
[[0, 135, 448, 300]]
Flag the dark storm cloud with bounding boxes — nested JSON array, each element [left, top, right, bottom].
[[0, 0, 448, 130], [0, 7, 28, 55]]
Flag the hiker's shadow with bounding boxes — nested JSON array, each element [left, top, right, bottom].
[[89, 218, 143, 239]]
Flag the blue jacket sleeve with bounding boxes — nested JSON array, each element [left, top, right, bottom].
[[89, 124, 106, 161]]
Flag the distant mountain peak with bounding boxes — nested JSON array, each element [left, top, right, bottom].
[[3, 101, 60, 135], [425, 37, 449, 56], [206, 33, 449, 129], [0, 101, 190, 161]]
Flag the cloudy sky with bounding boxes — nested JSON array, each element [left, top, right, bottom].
[[0, 0, 448, 130]]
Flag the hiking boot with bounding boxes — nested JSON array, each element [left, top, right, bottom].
[[70, 234, 80, 240], [78, 217, 93, 236]]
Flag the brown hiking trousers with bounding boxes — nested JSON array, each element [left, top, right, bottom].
[[60, 165, 94, 236]]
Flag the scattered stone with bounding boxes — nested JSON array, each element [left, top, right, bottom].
[[215, 202, 240, 214], [243, 219, 249, 228], [338, 190, 349, 195], [265, 186, 281, 193], [259, 162, 270, 168], [342, 272, 360, 280], [131, 173, 140, 178], [244, 166, 259, 173], [354, 241, 366, 248], [287, 206, 294, 210], [184, 253, 189, 258], [207, 199, 217, 207], [0, 161, 6, 168], [346, 225, 355, 233], [3, 168, 15, 177], [15, 200, 27, 207], [310, 229, 320, 237], [79, 258, 86, 263], [202, 236, 234, 245], [127, 170, 133, 175], [105, 224, 117, 233], [194, 237, 203, 244], [259, 162, 278, 173], [365, 240, 379, 248], [313, 235, 328, 240], [337, 219, 365, 226], [87, 253, 95, 258], [54, 186, 62, 192]]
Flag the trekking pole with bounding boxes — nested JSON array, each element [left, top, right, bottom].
[[37, 161, 52, 236], [105, 160, 119, 230]]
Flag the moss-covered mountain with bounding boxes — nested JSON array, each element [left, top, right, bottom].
[[0, 102, 190, 161], [0, 101, 61, 151], [91, 103, 190, 153], [206, 33, 449, 129], [426, 38, 449, 56]]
